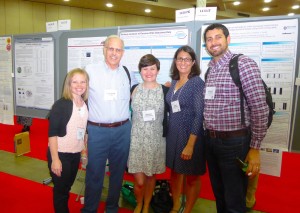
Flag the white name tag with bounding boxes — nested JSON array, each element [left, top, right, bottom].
[[104, 89, 117, 101], [77, 128, 85, 141], [205, 87, 216, 99], [171, 100, 181, 113], [142, 110, 156, 121]]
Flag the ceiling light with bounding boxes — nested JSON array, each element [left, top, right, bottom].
[[264, 0, 272, 3], [106, 3, 113, 8], [145, 9, 151, 13], [63, 0, 70, 2], [233, 1, 240, 6], [288, 13, 295, 16], [292, 5, 300, 10], [262, 7, 270, 12]]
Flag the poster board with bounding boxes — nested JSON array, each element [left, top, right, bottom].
[[8, 15, 300, 152], [195, 16, 300, 176], [13, 33, 58, 119], [14, 132, 31, 156], [119, 22, 194, 84]]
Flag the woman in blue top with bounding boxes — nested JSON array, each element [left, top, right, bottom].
[[166, 45, 206, 213]]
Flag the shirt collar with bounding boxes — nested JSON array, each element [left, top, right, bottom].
[[208, 50, 233, 69], [104, 61, 121, 72]]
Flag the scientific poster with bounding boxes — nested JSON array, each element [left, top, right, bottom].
[[200, 19, 298, 176], [0, 36, 14, 124], [68, 37, 106, 71], [14, 37, 54, 110], [120, 26, 190, 84]]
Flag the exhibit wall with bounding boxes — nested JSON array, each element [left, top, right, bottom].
[[1, 15, 300, 154]]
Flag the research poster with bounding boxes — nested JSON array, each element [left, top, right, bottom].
[[0, 36, 14, 125], [120, 26, 190, 84], [14, 37, 54, 110], [200, 19, 298, 176], [68, 37, 106, 71], [66, 27, 190, 84]]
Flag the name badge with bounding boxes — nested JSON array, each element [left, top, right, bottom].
[[77, 128, 85, 141], [171, 100, 181, 113], [205, 87, 216, 99], [104, 89, 117, 101], [142, 110, 156, 121]]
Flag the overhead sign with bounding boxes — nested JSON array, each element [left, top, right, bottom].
[[195, 7, 217, 21], [58, 19, 71, 31], [46, 21, 58, 32], [175, 8, 195, 23]]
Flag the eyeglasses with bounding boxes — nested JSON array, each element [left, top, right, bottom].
[[105, 47, 123, 54], [175, 57, 193, 63]]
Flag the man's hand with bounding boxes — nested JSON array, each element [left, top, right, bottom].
[[245, 148, 260, 179]]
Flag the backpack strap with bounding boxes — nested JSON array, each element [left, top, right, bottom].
[[130, 84, 138, 94], [123, 66, 131, 87], [229, 54, 246, 126], [205, 67, 211, 81]]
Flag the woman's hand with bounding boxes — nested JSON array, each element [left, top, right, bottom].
[[181, 145, 194, 160], [51, 159, 62, 177], [181, 134, 197, 160]]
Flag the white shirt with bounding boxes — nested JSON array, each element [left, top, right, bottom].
[[85, 61, 136, 123]]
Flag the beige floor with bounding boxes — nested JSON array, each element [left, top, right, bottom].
[[0, 150, 264, 213]]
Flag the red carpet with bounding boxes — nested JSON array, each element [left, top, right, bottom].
[[0, 172, 132, 213], [0, 117, 49, 161], [1, 118, 300, 212]]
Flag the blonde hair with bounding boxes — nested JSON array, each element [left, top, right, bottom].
[[62, 68, 89, 101]]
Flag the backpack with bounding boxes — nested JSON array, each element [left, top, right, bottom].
[[205, 54, 275, 128], [150, 180, 173, 213]]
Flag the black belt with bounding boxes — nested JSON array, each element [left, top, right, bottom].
[[88, 119, 129, 128], [207, 129, 249, 139]]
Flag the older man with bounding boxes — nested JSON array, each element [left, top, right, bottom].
[[82, 35, 136, 213]]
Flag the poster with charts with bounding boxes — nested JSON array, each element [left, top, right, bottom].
[[68, 37, 106, 71], [200, 19, 298, 177], [120, 26, 190, 84], [14, 38, 54, 110], [0, 36, 14, 125]]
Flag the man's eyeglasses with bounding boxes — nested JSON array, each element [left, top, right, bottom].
[[175, 57, 193, 63], [105, 47, 123, 54]]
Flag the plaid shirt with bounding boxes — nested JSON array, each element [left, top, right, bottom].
[[204, 50, 269, 149]]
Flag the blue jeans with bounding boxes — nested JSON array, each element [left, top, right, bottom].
[[81, 121, 131, 213], [205, 132, 250, 213]]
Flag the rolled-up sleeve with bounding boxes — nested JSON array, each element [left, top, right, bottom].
[[239, 57, 269, 149]]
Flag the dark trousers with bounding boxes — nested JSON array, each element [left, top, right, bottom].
[[81, 121, 131, 213], [205, 132, 250, 213], [47, 149, 81, 213]]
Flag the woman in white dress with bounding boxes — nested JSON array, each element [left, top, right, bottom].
[[128, 54, 168, 213]]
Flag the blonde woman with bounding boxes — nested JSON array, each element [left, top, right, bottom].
[[47, 68, 89, 213]]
